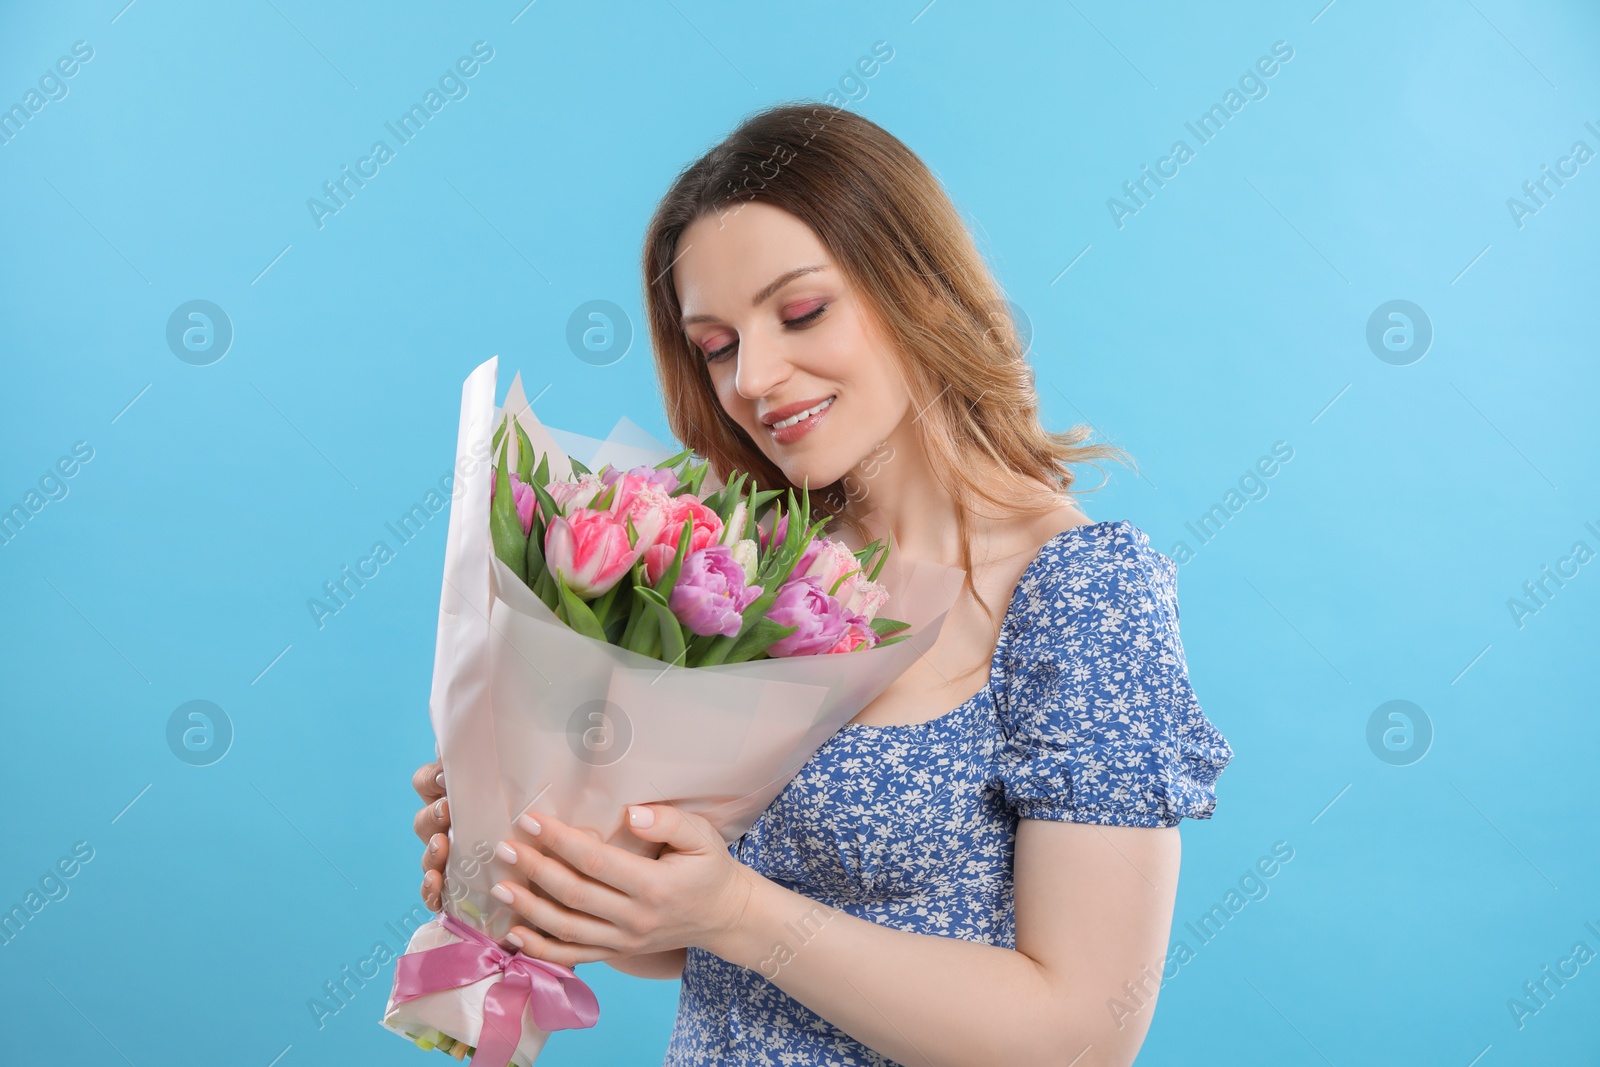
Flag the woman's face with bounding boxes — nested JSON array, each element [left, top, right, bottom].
[[673, 201, 911, 494]]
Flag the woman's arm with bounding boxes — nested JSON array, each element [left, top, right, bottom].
[[706, 819, 1181, 1067], [603, 946, 687, 980]]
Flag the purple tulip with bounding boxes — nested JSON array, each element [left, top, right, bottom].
[[668, 545, 761, 638], [765, 575, 851, 658], [601, 463, 680, 495], [492, 470, 539, 536]]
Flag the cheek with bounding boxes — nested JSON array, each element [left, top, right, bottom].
[[713, 376, 759, 437]]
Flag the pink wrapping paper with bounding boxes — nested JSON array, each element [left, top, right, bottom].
[[381, 356, 965, 1064]]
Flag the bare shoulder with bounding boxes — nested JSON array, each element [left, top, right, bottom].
[[986, 496, 1096, 566]]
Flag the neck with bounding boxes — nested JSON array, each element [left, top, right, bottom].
[[834, 413, 973, 567]]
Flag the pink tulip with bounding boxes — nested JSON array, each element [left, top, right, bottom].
[[643, 496, 724, 584], [826, 613, 880, 654], [546, 472, 607, 513], [545, 506, 658, 598], [833, 568, 889, 622], [799, 539, 889, 621]]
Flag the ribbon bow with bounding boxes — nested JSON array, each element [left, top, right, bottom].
[[392, 912, 600, 1067]]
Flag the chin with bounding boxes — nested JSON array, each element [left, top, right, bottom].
[[769, 457, 838, 495]]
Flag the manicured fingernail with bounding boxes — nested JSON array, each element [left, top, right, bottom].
[[435, 771, 445, 789], [495, 840, 519, 864], [428, 834, 442, 854], [434, 798, 446, 820], [517, 813, 542, 836], [504, 933, 523, 949], [490, 882, 514, 904], [628, 805, 654, 828]]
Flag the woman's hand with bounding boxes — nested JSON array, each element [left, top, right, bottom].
[[411, 760, 451, 911], [490, 804, 759, 968]]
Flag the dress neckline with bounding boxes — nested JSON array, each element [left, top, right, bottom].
[[838, 519, 1128, 735]]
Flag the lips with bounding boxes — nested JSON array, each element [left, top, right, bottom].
[[769, 396, 835, 431], [760, 395, 837, 427]]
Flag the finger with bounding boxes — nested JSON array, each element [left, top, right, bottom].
[[494, 839, 633, 928], [412, 760, 445, 803], [514, 811, 651, 897], [412, 796, 450, 844], [624, 803, 721, 855], [492, 875, 623, 954], [421, 869, 443, 912], [504, 922, 619, 968], [421, 830, 450, 875]]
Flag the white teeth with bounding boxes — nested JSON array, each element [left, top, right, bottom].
[[772, 397, 835, 431]]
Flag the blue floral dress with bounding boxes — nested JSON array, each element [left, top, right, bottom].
[[663, 520, 1234, 1066]]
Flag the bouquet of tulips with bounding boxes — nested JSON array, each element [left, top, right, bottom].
[[380, 358, 964, 1066], [487, 412, 909, 670]]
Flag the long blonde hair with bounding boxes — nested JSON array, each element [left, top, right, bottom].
[[641, 102, 1130, 621]]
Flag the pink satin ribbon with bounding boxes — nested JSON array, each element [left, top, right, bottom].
[[392, 913, 600, 1067]]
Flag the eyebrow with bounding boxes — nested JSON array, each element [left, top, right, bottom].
[[679, 265, 828, 327]]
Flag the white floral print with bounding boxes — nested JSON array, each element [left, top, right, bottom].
[[662, 521, 1234, 1066]]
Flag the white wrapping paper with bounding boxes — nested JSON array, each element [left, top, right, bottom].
[[381, 356, 965, 1063]]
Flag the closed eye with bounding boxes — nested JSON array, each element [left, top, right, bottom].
[[703, 303, 829, 363]]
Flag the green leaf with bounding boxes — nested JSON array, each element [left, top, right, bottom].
[[534, 566, 558, 606], [654, 448, 693, 471], [568, 457, 592, 477], [590, 579, 624, 631], [603, 605, 630, 644], [722, 617, 800, 664], [492, 413, 509, 455], [685, 632, 719, 662], [868, 533, 891, 583], [513, 419, 536, 482], [713, 473, 747, 524], [524, 515, 555, 609], [532, 452, 551, 489], [527, 478, 560, 532], [874, 634, 908, 648], [634, 586, 686, 667], [593, 478, 619, 512], [868, 616, 909, 637], [490, 440, 527, 583], [555, 570, 606, 641], [853, 537, 883, 567], [685, 462, 710, 498]]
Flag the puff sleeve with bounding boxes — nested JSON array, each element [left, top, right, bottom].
[[990, 524, 1233, 828]]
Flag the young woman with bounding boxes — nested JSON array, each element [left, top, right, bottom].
[[412, 103, 1234, 1066]]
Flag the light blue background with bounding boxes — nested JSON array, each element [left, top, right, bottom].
[[2, 1, 1597, 1064]]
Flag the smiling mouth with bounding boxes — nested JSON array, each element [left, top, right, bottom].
[[768, 396, 836, 431]]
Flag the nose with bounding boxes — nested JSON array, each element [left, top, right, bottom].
[[732, 325, 792, 402]]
